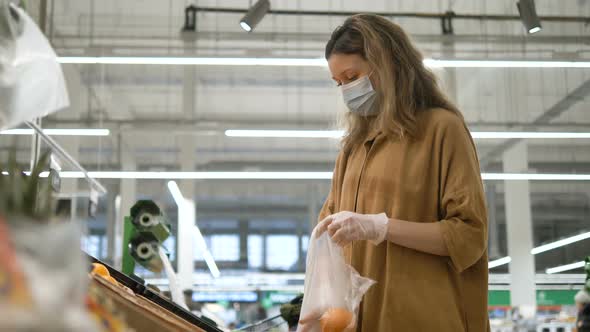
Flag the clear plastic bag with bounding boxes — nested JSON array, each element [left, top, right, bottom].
[[297, 229, 375, 332], [0, 3, 69, 130]]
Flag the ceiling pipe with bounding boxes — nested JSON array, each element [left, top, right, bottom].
[[192, 6, 590, 24]]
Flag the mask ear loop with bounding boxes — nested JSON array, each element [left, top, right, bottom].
[[341, 70, 375, 91], [366, 70, 376, 88]]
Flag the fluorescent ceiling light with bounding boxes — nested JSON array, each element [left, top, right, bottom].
[[33, 171, 590, 181], [423, 59, 590, 68], [194, 226, 220, 279], [531, 231, 590, 255], [168, 181, 220, 278], [57, 56, 590, 68], [489, 231, 590, 269], [546, 261, 585, 274], [225, 130, 590, 139], [225, 129, 344, 138], [57, 56, 327, 67], [58, 171, 334, 180], [0, 128, 110, 136], [167, 181, 185, 204], [482, 173, 590, 181], [488, 256, 512, 269], [470, 132, 590, 139]]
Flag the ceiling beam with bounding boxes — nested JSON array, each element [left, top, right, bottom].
[[53, 32, 590, 50], [480, 78, 590, 167], [42, 117, 590, 131], [192, 6, 590, 23]]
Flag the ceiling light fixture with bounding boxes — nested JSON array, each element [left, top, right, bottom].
[[488, 257, 512, 269], [57, 56, 590, 68], [489, 231, 590, 269], [423, 59, 590, 68], [482, 173, 590, 181], [517, 0, 542, 34], [225, 129, 344, 138], [0, 128, 110, 136], [57, 56, 326, 66], [166, 180, 185, 204], [546, 261, 585, 274], [470, 132, 590, 139], [40, 171, 590, 181], [168, 181, 220, 278], [531, 231, 590, 255], [59, 171, 334, 180], [239, 0, 270, 32], [225, 130, 590, 139]]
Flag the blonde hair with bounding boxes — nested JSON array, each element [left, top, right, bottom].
[[325, 14, 461, 152]]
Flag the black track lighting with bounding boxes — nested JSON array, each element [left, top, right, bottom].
[[240, 0, 270, 32], [517, 0, 542, 34]]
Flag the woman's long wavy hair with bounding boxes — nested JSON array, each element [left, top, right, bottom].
[[325, 14, 461, 152]]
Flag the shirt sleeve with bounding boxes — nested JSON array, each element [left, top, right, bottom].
[[316, 151, 343, 225], [438, 115, 488, 273]]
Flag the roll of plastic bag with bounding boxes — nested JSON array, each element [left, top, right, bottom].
[[158, 246, 189, 311], [0, 2, 69, 130], [297, 229, 376, 332]]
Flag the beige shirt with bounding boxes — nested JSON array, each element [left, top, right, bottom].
[[318, 109, 490, 332]]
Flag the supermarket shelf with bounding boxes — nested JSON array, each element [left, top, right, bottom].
[[87, 254, 224, 332]]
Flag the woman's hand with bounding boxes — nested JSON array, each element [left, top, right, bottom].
[[315, 211, 389, 246]]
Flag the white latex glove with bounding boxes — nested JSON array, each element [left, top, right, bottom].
[[315, 211, 389, 247]]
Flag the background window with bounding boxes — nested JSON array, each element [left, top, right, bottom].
[[266, 235, 298, 271]]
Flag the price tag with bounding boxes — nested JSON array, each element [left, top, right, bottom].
[[88, 188, 99, 218], [49, 168, 61, 192]]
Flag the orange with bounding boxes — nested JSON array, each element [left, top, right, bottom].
[[104, 275, 118, 286], [320, 308, 353, 332], [91, 263, 110, 278]]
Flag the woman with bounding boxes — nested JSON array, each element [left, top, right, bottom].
[[300, 14, 489, 332]]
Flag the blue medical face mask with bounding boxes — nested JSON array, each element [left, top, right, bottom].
[[340, 74, 378, 116]]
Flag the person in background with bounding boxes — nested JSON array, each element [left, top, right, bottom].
[[576, 290, 590, 332], [299, 14, 489, 332]]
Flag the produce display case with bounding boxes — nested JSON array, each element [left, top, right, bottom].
[[236, 315, 287, 332], [88, 254, 224, 332]]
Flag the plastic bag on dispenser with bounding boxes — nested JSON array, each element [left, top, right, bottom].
[[0, 3, 69, 130], [297, 230, 375, 332]]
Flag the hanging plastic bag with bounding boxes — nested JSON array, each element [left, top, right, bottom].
[[297, 229, 375, 332], [0, 2, 69, 130]]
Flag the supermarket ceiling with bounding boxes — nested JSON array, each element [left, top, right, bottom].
[[4, 0, 590, 179]]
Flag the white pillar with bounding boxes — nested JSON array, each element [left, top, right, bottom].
[[105, 191, 116, 264], [177, 198, 195, 291], [176, 46, 196, 288], [175, 139, 196, 290], [486, 184, 501, 259], [308, 185, 319, 233], [503, 141, 536, 308], [441, 42, 458, 104]]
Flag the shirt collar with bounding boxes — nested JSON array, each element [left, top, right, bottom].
[[365, 128, 382, 143]]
